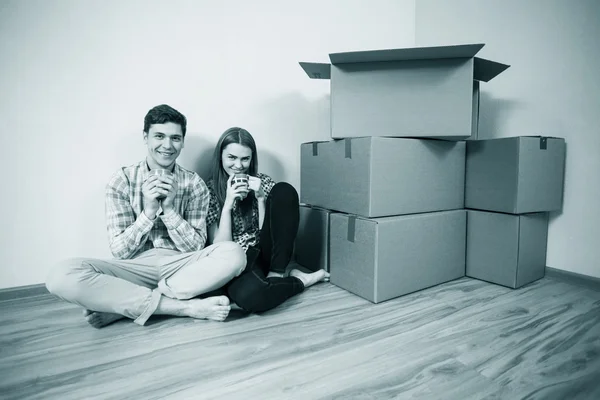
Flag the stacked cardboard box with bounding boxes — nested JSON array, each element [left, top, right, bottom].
[[295, 205, 333, 272], [465, 136, 566, 288], [293, 43, 565, 301]]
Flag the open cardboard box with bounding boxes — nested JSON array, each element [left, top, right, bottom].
[[300, 43, 509, 140]]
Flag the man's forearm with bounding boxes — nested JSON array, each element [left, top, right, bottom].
[[109, 212, 155, 259], [161, 208, 206, 252]]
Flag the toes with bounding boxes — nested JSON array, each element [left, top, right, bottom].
[[208, 295, 230, 306], [218, 296, 231, 306], [218, 311, 229, 321], [86, 314, 102, 328], [215, 305, 231, 312], [85, 312, 125, 328], [210, 311, 228, 322]]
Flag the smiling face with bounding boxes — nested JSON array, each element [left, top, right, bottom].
[[221, 143, 252, 176], [144, 122, 184, 170]]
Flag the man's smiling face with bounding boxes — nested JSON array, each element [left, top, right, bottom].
[[144, 122, 184, 170]]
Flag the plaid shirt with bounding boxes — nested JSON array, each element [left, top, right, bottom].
[[105, 160, 209, 259], [206, 172, 276, 252]]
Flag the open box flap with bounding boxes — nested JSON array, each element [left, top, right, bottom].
[[299, 62, 331, 79], [300, 44, 509, 81], [329, 43, 485, 64], [474, 57, 510, 82]]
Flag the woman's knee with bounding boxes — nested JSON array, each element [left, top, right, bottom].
[[269, 182, 299, 203], [45, 258, 88, 300]]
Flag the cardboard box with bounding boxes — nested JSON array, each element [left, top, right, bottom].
[[330, 210, 466, 303], [466, 210, 548, 289], [301, 137, 465, 218], [294, 204, 332, 272], [466, 136, 566, 213], [300, 43, 509, 140]]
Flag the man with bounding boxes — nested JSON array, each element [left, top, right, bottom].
[[46, 104, 246, 328]]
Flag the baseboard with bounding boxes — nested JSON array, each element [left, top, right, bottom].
[[546, 267, 600, 292], [1, 267, 597, 301], [0, 283, 49, 301]]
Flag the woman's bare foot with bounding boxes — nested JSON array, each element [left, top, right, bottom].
[[83, 309, 124, 329], [289, 269, 330, 288], [185, 295, 231, 322]]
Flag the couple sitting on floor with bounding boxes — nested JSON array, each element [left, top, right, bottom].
[[45, 104, 329, 328]]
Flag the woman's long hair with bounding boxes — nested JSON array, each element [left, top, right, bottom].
[[211, 127, 258, 228]]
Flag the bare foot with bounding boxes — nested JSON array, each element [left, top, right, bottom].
[[267, 271, 285, 278], [83, 309, 124, 329], [186, 295, 231, 322], [289, 269, 330, 288]]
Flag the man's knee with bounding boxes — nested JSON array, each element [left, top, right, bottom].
[[45, 258, 88, 300], [161, 243, 246, 300], [213, 241, 246, 277]]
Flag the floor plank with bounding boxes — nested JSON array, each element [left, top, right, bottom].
[[1, 276, 599, 399]]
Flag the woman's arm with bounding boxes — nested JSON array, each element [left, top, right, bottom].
[[258, 199, 266, 229], [206, 174, 246, 244], [210, 205, 235, 243], [249, 173, 272, 230], [252, 173, 276, 230]]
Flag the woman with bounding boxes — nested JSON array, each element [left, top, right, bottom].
[[206, 127, 329, 313]]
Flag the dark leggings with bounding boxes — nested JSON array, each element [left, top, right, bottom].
[[226, 182, 304, 313]]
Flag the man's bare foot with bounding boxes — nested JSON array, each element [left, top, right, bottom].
[[267, 271, 285, 278], [289, 269, 330, 288], [83, 309, 124, 329], [185, 295, 231, 322]]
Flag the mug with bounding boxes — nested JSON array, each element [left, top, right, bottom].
[[231, 173, 249, 187], [149, 169, 174, 179], [149, 169, 174, 199], [232, 173, 249, 199]]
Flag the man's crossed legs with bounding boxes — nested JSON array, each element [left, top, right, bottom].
[[46, 241, 245, 328]]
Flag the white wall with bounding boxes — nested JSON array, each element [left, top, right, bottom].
[[0, 0, 416, 289], [416, 0, 600, 278]]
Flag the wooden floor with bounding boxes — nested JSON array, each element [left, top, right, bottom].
[[1, 274, 599, 400]]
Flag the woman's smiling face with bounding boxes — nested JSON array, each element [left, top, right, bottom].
[[221, 143, 253, 176]]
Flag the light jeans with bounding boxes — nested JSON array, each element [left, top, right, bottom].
[[45, 241, 246, 325]]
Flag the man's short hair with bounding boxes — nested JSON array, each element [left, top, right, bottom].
[[143, 104, 187, 137]]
